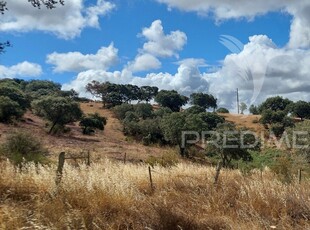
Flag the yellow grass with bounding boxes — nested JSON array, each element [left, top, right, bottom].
[[1, 159, 309, 229]]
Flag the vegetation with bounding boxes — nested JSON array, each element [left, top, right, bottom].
[[80, 113, 107, 135], [0, 159, 309, 229], [189, 92, 217, 111], [155, 90, 188, 112], [0, 131, 48, 166], [240, 102, 247, 114], [32, 96, 83, 134], [0, 96, 25, 122], [216, 107, 229, 113]]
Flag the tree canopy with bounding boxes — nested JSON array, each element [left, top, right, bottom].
[[190, 92, 217, 111], [32, 96, 83, 134], [155, 90, 188, 112]]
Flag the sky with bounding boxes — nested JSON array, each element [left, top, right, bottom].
[[0, 0, 310, 111]]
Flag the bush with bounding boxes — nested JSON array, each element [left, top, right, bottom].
[[0, 96, 25, 122], [113, 104, 134, 120], [80, 113, 107, 135], [185, 105, 206, 114], [134, 103, 153, 119], [0, 132, 48, 166], [216, 107, 229, 113], [153, 107, 172, 118]]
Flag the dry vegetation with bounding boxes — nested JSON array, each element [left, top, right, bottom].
[[1, 102, 310, 229], [0, 159, 309, 229], [0, 102, 174, 162]]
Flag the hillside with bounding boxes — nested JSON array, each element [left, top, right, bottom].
[[0, 102, 173, 163]]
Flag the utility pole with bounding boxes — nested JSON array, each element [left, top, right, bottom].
[[237, 88, 240, 114]]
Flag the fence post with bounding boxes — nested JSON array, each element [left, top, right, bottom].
[[56, 152, 65, 185], [148, 166, 154, 191], [87, 151, 90, 166], [214, 161, 222, 184], [123, 152, 127, 164], [298, 169, 302, 184]]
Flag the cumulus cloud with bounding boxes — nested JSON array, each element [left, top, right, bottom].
[[141, 19, 187, 58], [127, 54, 161, 72], [126, 20, 187, 73], [0, 0, 115, 39], [64, 34, 310, 112], [0, 61, 42, 78], [156, 0, 310, 48], [205, 35, 310, 109], [46, 43, 118, 72]]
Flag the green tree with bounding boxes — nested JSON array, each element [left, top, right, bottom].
[[258, 96, 292, 113], [0, 96, 25, 122], [139, 86, 159, 103], [0, 85, 29, 109], [80, 113, 107, 135], [240, 102, 247, 114], [260, 109, 294, 137], [249, 105, 259, 115], [217, 107, 229, 113], [190, 92, 217, 111], [153, 107, 172, 118], [206, 123, 254, 168], [185, 105, 206, 114], [113, 104, 134, 120], [291, 101, 310, 120], [32, 96, 83, 134], [134, 103, 153, 119], [155, 90, 188, 112]]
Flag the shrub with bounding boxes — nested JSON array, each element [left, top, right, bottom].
[[80, 113, 107, 135], [185, 105, 206, 114], [0, 96, 25, 122], [0, 132, 48, 166], [113, 104, 134, 120], [216, 107, 229, 113], [133, 103, 153, 119]]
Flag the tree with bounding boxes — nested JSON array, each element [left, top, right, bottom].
[[80, 113, 107, 135], [260, 109, 294, 137], [258, 96, 292, 113], [291, 101, 310, 120], [190, 92, 217, 111], [139, 86, 159, 103], [217, 107, 229, 113], [185, 105, 206, 114], [0, 85, 29, 109], [0, 96, 25, 122], [134, 103, 153, 119], [32, 96, 83, 134], [155, 90, 188, 112], [249, 105, 259, 115], [206, 123, 254, 168], [240, 102, 247, 114], [113, 104, 134, 120]]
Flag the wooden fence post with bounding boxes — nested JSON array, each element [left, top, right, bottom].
[[123, 152, 127, 164], [214, 161, 222, 184], [148, 166, 154, 191], [56, 152, 65, 185], [298, 169, 302, 184], [87, 151, 90, 166]]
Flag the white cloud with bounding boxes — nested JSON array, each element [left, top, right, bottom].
[[0, 61, 42, 78], [126, 20, 187, 73], [64, 35, 310, 112], [46, 43, 118, 72], [127, 54, 161, 72], [156, 0, 310, 48], [141, 19, 187, 58], [0, 0, 115, 39]]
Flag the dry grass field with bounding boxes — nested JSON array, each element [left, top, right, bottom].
[[0, 159, 309, 229]]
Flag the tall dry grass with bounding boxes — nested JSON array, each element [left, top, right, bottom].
[[0, 159, 309, 229]]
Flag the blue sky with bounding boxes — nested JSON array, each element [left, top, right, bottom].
[[0, 0, 309, 110]]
